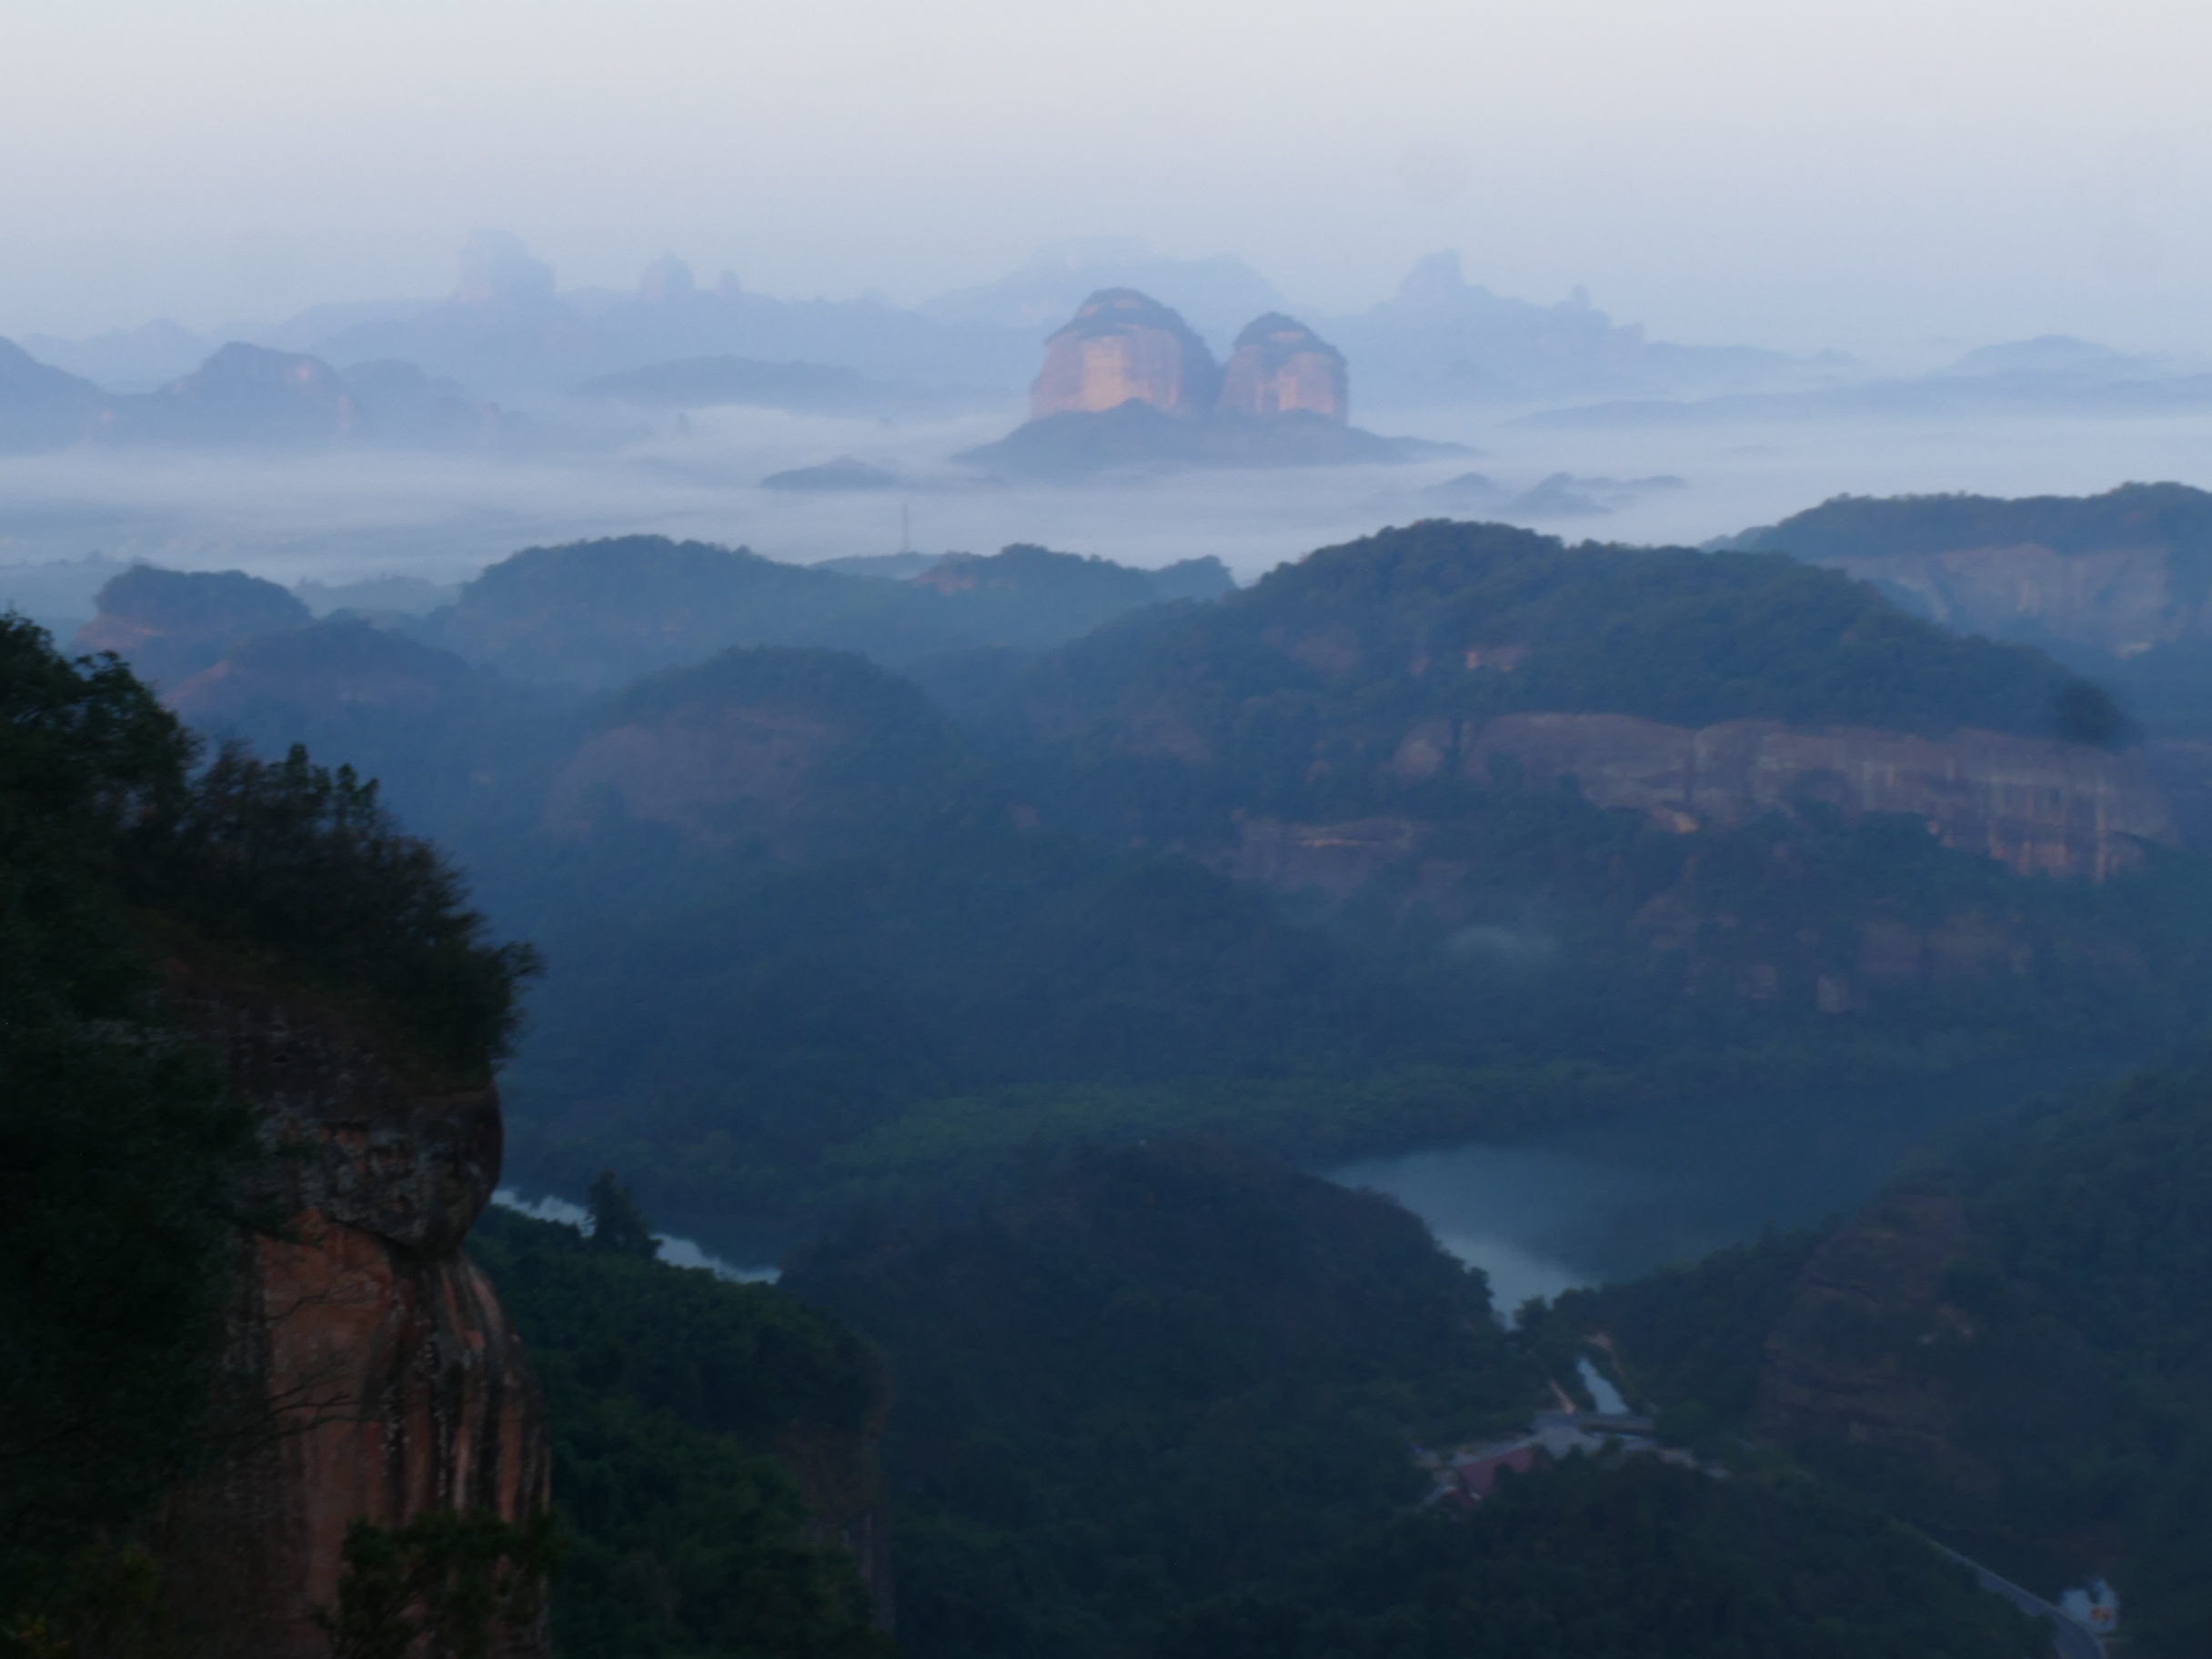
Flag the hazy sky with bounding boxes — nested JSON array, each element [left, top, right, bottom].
[[8, 0, 2212, 351]]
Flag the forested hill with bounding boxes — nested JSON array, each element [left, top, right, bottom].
[[1734, 480, 2212, 567], [1005, 518, 2115, 750], [1543, 1047, 2212, 1655], [417, 535, 1232, 686]]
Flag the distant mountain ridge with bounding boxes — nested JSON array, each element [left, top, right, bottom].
[[0, 337, 518, 453], [20, 236, 1820, 417]]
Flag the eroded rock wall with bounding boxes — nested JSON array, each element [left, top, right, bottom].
[[1397, 711, 2175, 880], [1216, 313, 1348, 423], [1029, 288, 1221, 419], [158, 967, 551, 1659]]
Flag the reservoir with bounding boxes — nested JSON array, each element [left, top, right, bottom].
[[1331, 1057, 2130, 1314]]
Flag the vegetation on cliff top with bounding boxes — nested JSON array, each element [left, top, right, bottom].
[[0, 614, 538, 1640], [1005, 520, 2125, 790], [1737, 480, 2212, 579], [0, 618, 256, 1624]]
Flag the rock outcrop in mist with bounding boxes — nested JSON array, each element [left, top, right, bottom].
[[1028, 288, 1223, 420], [969, 289, 1439, 475]]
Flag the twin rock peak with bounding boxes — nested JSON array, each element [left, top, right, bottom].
[[1030, 289, 1350, 426]]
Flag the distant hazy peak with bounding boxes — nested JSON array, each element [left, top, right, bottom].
[[455, 229, 557, 308], [638, 254, 697, 304], [919, 242, 1283, 339], [1396, 249, 1473, 306]]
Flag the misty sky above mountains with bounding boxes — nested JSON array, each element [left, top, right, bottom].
[[10, 0, 2212, 353]]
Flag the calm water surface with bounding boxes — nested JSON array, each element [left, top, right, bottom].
[[1330, 1058, 2131, 1313]]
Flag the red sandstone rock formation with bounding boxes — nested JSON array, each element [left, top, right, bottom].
[[1028, 288, 1221, 420], [156, 965, 550, 1659], [1215, 313, 1348, 424], [1393, 711, 2174, 880]]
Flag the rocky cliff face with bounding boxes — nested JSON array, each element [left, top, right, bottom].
[[1225, 714, 2168, 894], [1821, 543, 2186, 656], [1389, 711, 2174, 880], [1028, 288, 1221, 419], [156, 964, 551, 1659], [1216, 313, 1347, 423]]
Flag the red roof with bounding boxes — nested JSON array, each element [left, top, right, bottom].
[[1457, 1445, 1544, 1498]]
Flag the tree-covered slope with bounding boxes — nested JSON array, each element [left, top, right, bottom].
[[1009, 518, 2118, 757], [1156, 1454, 2045, 1659], [468, 1205, 893, 1659], [1737, 480, 2212, 568], [1543, 1048, 2212, 1654], [783, 1141, 1538, 1659], [419, 535, 1229, 687]]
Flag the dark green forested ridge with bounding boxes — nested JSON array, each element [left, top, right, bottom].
[[0, 617, 256, 1632], [779, 1139, 2050, 1659], [783, 1141, 1539, 1659], [417, 534, 1230, 688], [1843, 1053, 2212, 1654], [468, 1206, 892, 1659], [1553, 1048, 2212, 1656], [1005, 518, 2125, 760], [1153, 1453, 2045, 1659], [1734, 480, 2212, 570]]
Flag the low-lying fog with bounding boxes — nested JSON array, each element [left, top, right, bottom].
[[11, 398, 2212, 618]]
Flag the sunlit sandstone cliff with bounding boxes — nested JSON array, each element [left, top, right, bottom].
[[156, 965, 550, 1659], [1216, 313, 1348, 423], [1028, 288, 1221, 419]]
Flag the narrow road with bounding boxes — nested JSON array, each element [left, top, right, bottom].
[[1926, 1542, 2103, 1659]]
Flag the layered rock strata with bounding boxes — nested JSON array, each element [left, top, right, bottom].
[[1393, 712, 2175, 880], [157, 966, 550, 1659]]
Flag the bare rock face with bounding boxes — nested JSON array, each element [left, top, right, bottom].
[[157, 965, 550, 1659], [1398, 711, 2175, 881], [1028, 288, 1221, 420], [1216, 313, 1348, 424]]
